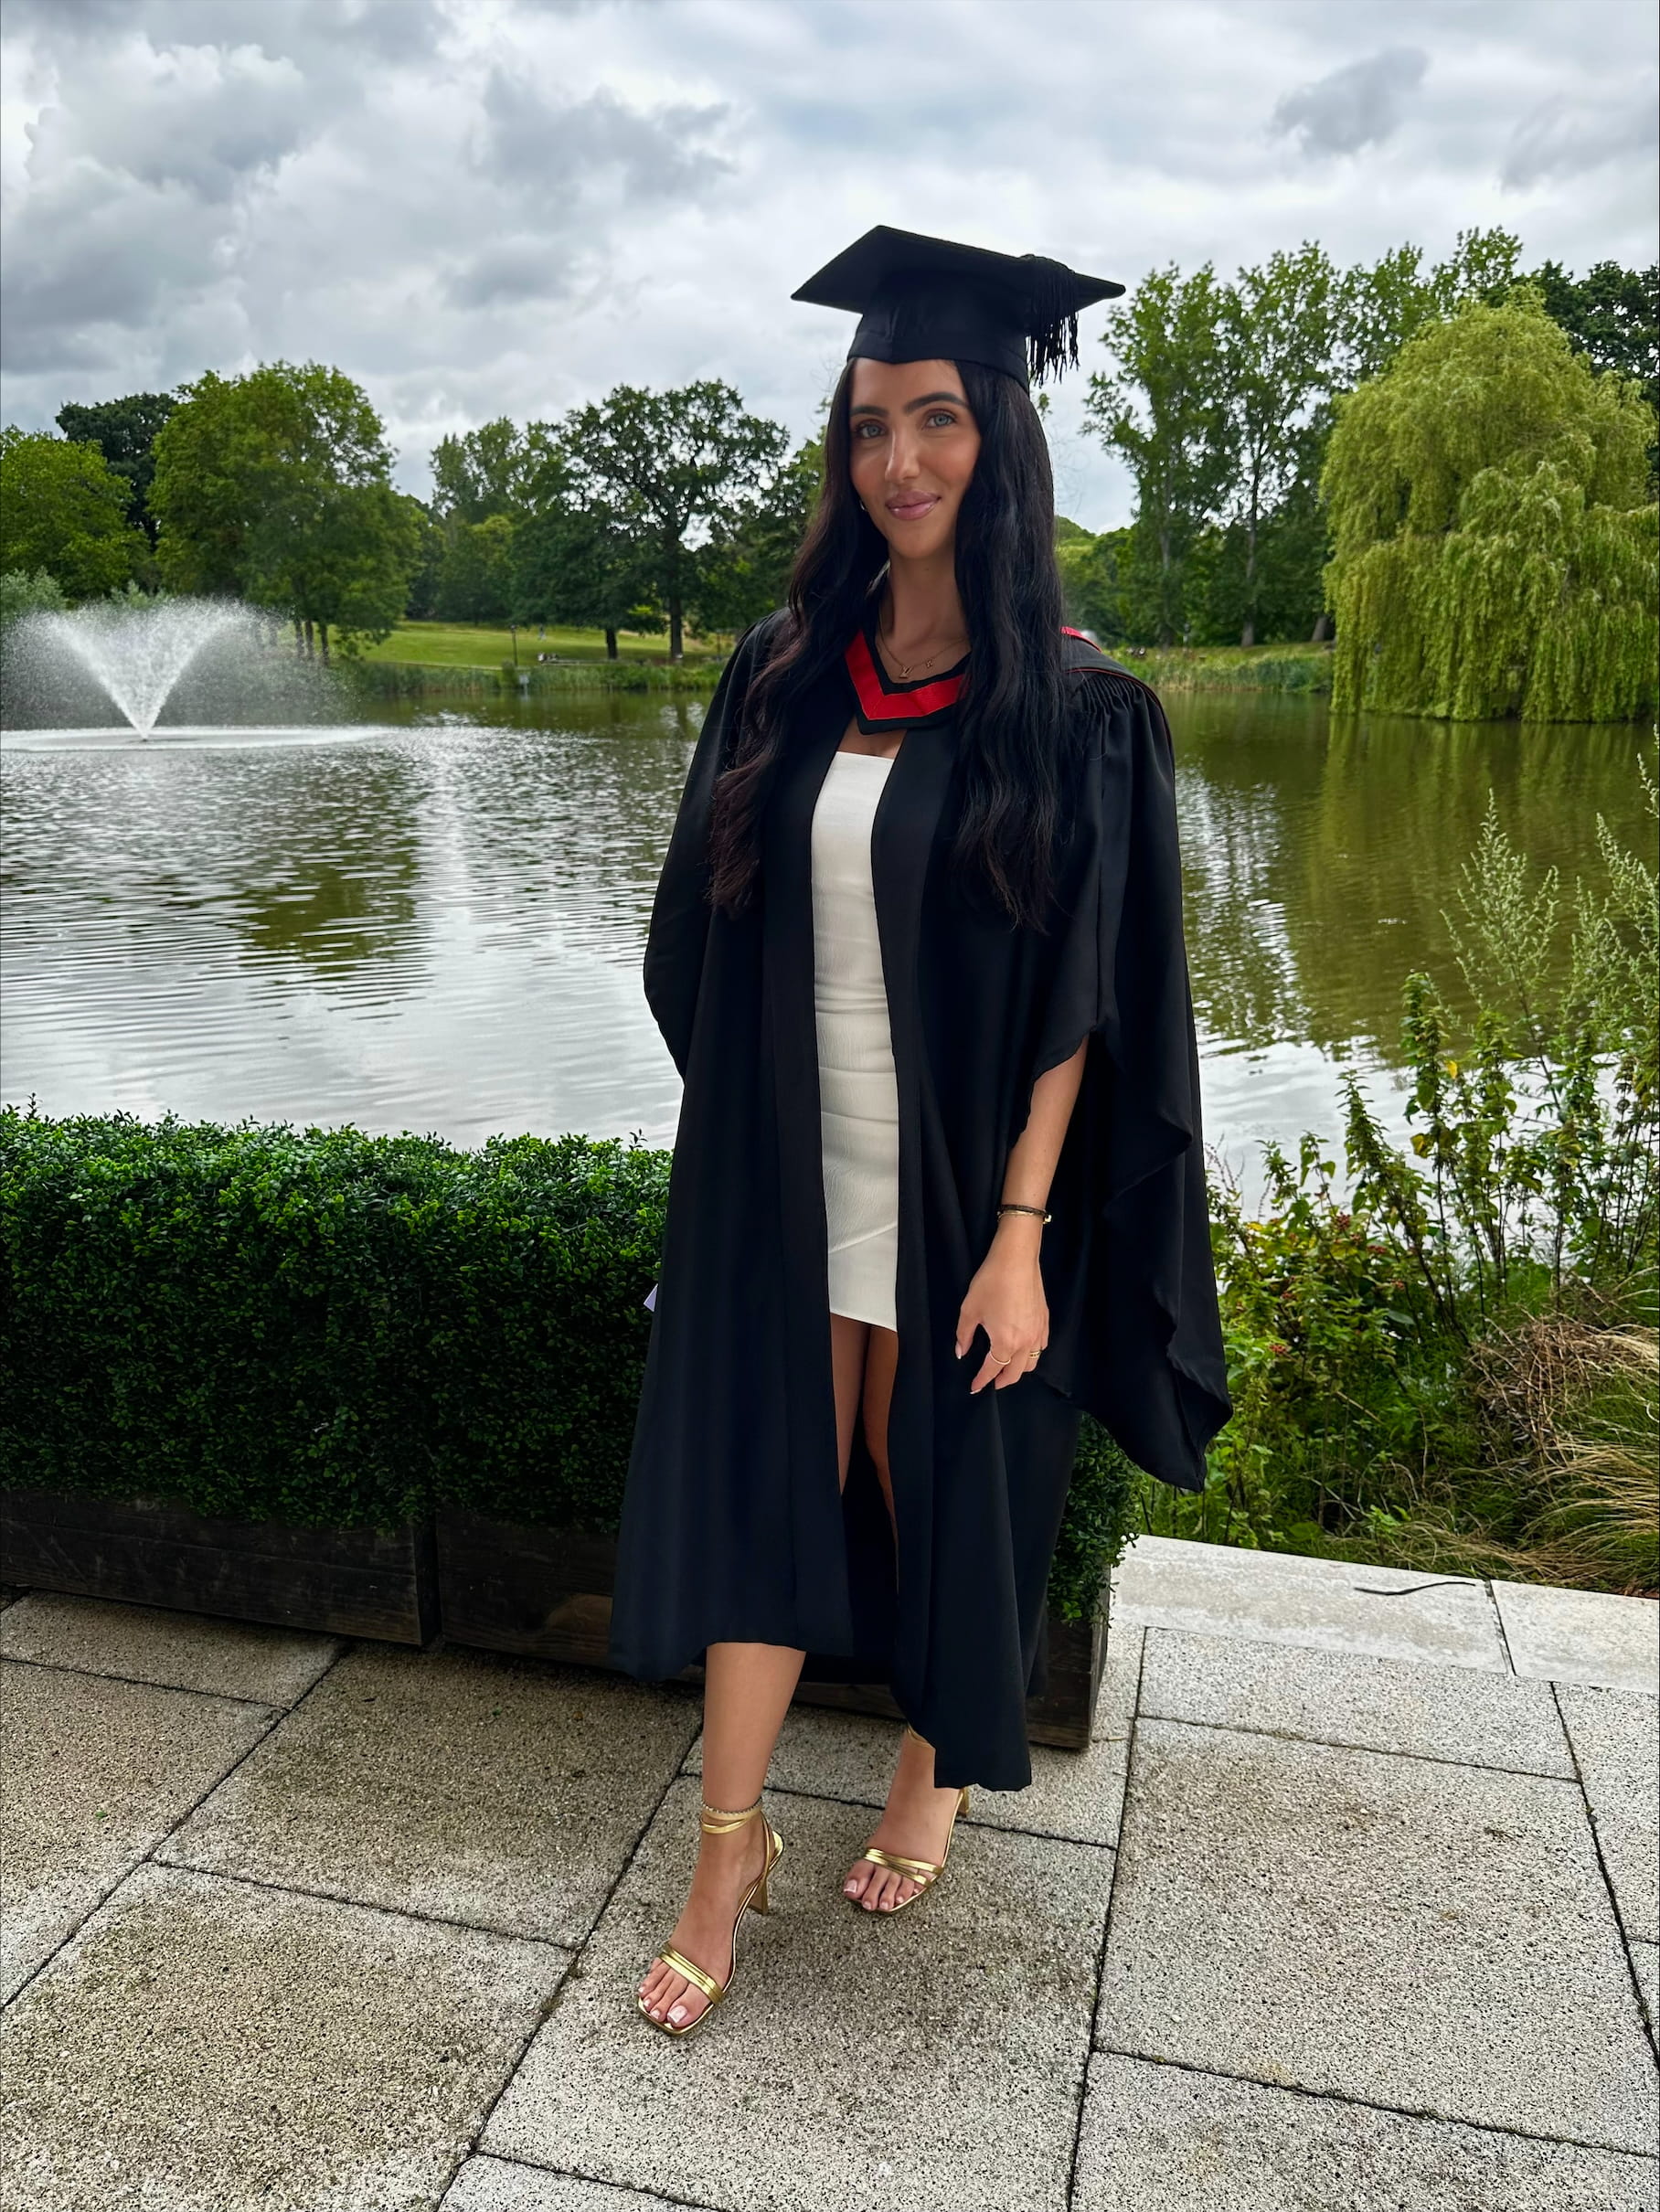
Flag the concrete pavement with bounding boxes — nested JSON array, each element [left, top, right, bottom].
[[2, 1538, 1655, 2210]]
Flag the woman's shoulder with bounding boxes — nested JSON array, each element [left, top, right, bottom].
[[1060, 628, 1159, 697], [732, 606, 796, 677], [1060, 630, 1165, 746]]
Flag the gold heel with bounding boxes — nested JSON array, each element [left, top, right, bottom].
[[848, 1724, 970, 1916], [637, 1792, 783, 2039]]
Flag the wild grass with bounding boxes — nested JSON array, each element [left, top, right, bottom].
[[1133, 643, 1334, 694]]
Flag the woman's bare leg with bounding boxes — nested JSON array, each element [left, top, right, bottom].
[[841, 1324, 972, 1912], [637, 1640, 803, 2026], [639, 1313, 874, 2026]]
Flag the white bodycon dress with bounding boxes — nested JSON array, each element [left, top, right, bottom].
[[810, 750, 900, 1331]]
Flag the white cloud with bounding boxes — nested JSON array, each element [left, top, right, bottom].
[[2, 0, 1655, 533]]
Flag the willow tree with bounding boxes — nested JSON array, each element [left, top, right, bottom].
[[1323, 292, 1657, 721]]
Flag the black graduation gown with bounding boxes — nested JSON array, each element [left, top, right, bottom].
[[607, 613, 1231, 1790]]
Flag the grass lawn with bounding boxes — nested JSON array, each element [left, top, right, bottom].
[[360, 621, 722, 668]]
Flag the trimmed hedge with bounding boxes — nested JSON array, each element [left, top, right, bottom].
[[0, 1107, 1131, 1622]]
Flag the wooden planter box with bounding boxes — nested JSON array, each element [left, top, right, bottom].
[[0, 1487, 439, 1645], [435, 1505, 1109, 1749]]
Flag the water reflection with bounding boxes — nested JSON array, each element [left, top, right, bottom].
[[2, 687, 1652, 1191]]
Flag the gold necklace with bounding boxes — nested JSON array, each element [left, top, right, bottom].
[[878, 619, 969, 681]]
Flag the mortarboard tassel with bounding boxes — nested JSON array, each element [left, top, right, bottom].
[[1022, 255, 1084, 387], [1021, 254, 1083, 386]]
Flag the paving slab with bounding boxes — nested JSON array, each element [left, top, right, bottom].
[[0, 1655, 270, 2001], [1633, 1942, 1658, 2037], [1140, 1626, 1572, 1773], [683, 1625, 1144, 1848], [1557, 1683, 1660, 1944], [162, 1640, 700, 1945], [443, 2158, 689, 2210], [1073, 2050, 1660, 2212], [0, 1584, 25, 1610], [1494, 1579, 1659, 1693], [484, 1775, 1112, 2212], [0, 1861, 566, 2212], [1, 1590, 342, 1705], [1110, 1535, 1504, 1671], [1096, 1718, 1655, 2154]]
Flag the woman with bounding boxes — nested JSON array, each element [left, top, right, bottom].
[[612, 228, 1232, 2037]]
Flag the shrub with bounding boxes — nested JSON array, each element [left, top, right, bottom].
[[0, 569, 68, 625], [0, 1108, 1133, 1620]]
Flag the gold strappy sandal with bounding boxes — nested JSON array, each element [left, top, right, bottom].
[[848, 1724, 970, 1916], [637, 1791, 783, 2039]]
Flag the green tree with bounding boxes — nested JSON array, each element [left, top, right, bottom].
[[431, 418, 549, 523], [1088, 230, 1524, 646], [150, 363, 420, 659], [688, 436, 821, 637], [514, 510, 660, 658], [1338, 229, 1521, 387], [560, 383, 788, 658], [1323, 292, 1658, 721], [55, 391, 178, 547], [1086, 266, 1231, 644], [434, 512, 516, 623], [502, 441, 654, 656], [1509, 261, 1658, 414], [1516, 260, 1660, 490], [0, 428, 144, 600], [402, 499, 446, 621], [1215, 244, 1342, 644], [1054, 519, 1132, 643]]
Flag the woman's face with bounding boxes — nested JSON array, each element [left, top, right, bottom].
[[847, 356, 981, 563]]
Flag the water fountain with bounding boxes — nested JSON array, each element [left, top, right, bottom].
[[0, 594, 361, 749]]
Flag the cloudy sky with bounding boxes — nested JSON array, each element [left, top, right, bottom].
[[3, 0, 1655, 528]]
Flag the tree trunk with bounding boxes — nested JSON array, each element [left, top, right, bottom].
[[318, 622, 331, 666], [1157, 519, 1176, 649], [509, 624, 518, 665], [669, 596, 684, 661], [604, 628, 619, 659], [303, 620, 315, 660], [1310, 610, 1331, 643], [293, 618, 304, 659], [1241, 486, 1260, 649]]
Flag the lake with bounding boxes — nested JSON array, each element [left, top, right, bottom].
[[2, 689, 1652, 1207]]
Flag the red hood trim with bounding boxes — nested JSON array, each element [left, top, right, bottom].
[[844, 625, 967, 724]]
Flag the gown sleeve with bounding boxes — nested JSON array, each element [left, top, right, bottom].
[[642, 611, 782, 1078], [1018, 666, 1233, 1493]]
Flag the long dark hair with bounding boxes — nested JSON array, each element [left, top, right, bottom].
[[707, 358, 1074, 929]]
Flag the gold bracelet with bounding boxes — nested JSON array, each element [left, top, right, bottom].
[[997, 1203, 1051, 1223]]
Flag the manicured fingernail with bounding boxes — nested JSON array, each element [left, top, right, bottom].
[[668, 2005, 686, 2023]]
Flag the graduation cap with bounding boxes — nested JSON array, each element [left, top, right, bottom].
[[792, 224, 1124, 388]]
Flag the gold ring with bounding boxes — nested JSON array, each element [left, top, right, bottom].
[[992, 1355, 1012, 1367]]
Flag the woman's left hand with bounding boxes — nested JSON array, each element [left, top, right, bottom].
[[955, 1224, 1048, 1393]]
